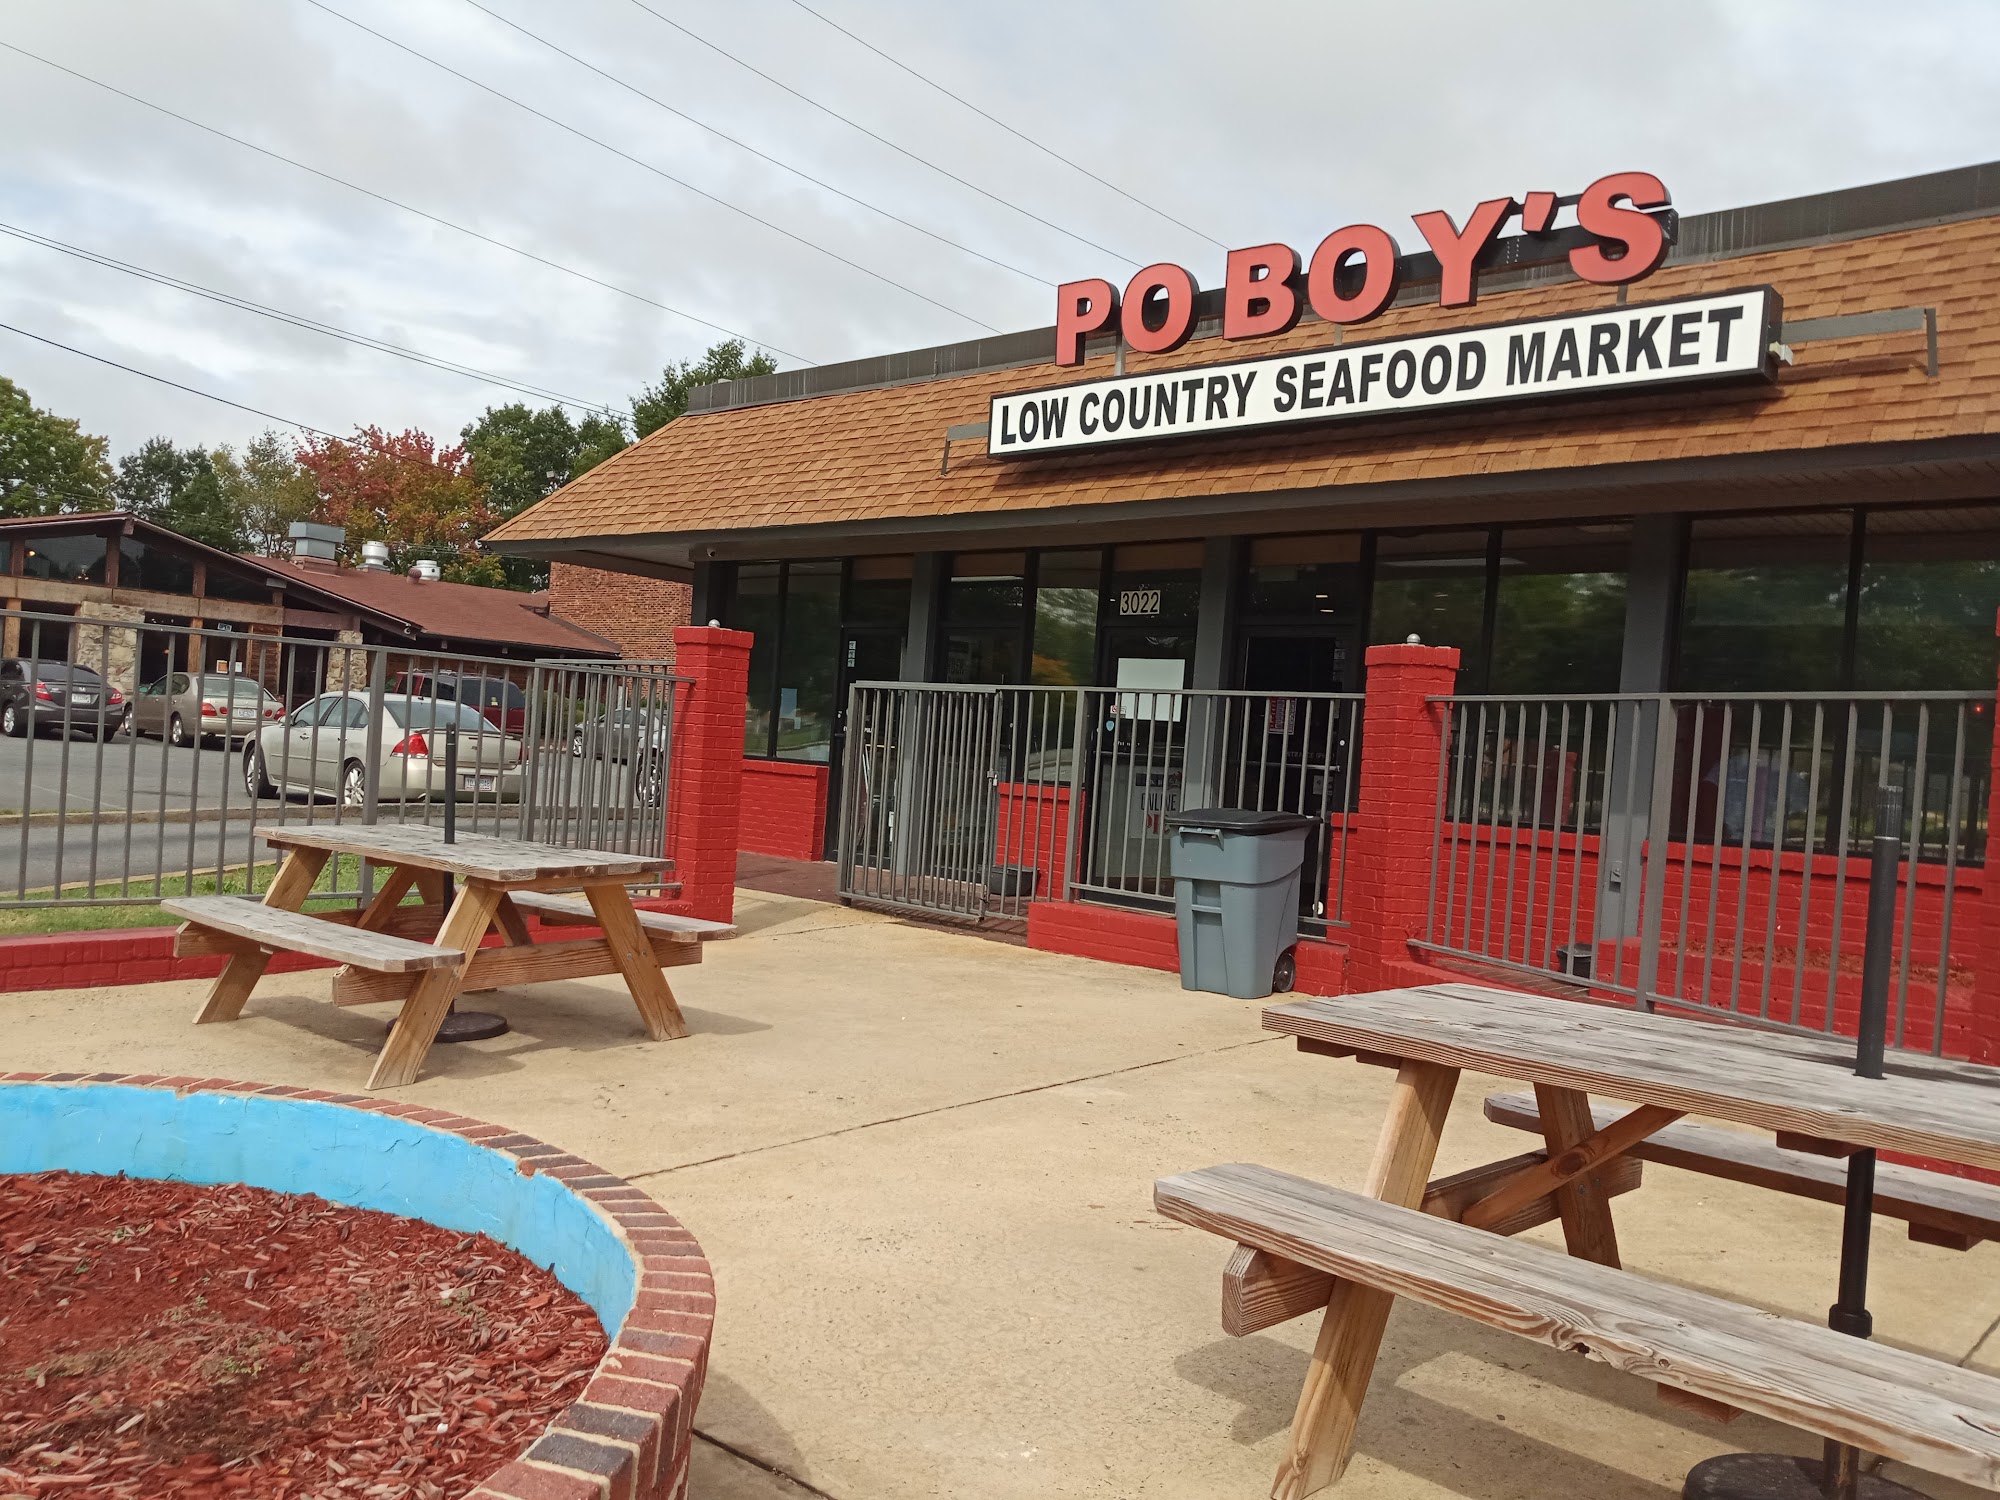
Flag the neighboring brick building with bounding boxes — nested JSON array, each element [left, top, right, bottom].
[[548, 562, 692, 664]]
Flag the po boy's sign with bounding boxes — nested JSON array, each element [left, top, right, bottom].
[[989, 286, 1782, 458]]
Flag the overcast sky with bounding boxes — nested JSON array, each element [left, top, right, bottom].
[[3, 0, 1997, 459]]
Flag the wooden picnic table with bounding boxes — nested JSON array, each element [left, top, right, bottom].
[[1168, 982, 2000, 1498], [172, 822, 711, 1090]]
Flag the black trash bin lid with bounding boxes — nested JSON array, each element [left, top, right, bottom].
[[1164, 807, 1317, 835]]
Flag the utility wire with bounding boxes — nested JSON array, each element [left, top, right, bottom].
[[622, 0, 1150, 270], [0, 320, 342, 439], [459, 0, 1050, 288], [301, 0, 1002, 334], [0, 40, 814, 365], [0, 221, 623, 418], [784, 0, 1227, 253]]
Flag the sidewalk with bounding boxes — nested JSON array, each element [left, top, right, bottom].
[[4, 885, 1997, 1499]]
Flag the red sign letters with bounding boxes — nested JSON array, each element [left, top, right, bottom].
[[1054, 171, 1672, 366]]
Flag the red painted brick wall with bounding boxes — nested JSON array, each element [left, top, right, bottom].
[[548, 562, 691, 663], [740, 760, 829, 860], [1026, 900, 1348, 994], [993, 782, 1078, 900]]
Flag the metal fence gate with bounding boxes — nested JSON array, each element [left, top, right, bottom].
[[835, 681, 1361, 928], [0, 608, 688, 914]]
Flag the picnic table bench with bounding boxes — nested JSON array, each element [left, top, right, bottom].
[[1155, 983, 2000, 1498], [171, 823, 732, 1090]]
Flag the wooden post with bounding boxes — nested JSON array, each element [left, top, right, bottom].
[[367, 882, 504, 1090], [1273, 1059, 1459, 1500], [584, 878, 689, 1041], [192, 847, 330, 1024], [1529, 1083, 1628, 1266]]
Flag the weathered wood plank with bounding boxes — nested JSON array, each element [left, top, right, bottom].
[[177, 903, 450, 956], [367, 883, 504, 1090], [331, 930, 700, 1007], [508, 889, 735, 939], [1461, 1100, 1680, 1238], [1484, 1091, 2000, 1246], [1277, 1060, 1458, 1500], [1267, 984, 2000, 1172], [262, 823, 664, 884], [166, 895, 461, 974], [1222, 1151, 1644, 1336], [582, 879, 690, 1041], [192, 847, 328, 1024], [1157, 1162, 2000, 1491]]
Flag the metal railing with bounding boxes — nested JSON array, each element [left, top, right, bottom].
[[836, 681, 1361, 930], [0, 609, 685, 913], [1419, 691, 1989, 1055]]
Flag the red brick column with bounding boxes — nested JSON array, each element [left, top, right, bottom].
[[668, 626, 751, 923], [1346, 642, 1461, 992]]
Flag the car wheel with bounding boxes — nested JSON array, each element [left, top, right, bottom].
[[637, 750, 665, 809], [340, 760, 368, 808], [0, 702, 23, 738], [570, 729, 586, 757], [245, 746, 275, 800], [169, 713, 190, 748]]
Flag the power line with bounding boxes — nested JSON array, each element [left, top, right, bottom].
[[301, 0, 1003, 334], [0, 222, 624, 418], [0, 40, 815, 366], [783, 0, 1228, 254], [459, 0, 1051, 289], [622, 0, 1151, 271], [0, 320, 342, 438]]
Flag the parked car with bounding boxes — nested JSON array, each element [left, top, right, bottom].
[[242, 691, 526, 806], [0, 659, 125, 740], [129, 672, 283, 747], [570, 706, 670, 806], [389, 670, 528, 735]]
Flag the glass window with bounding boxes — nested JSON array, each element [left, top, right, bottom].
[[846, 555, 912, 626], [1854, 507, 2000, 692], [732, 563, 782, 754], [1677, 512, 1852, 692], [204, 566, 275, 604], [197, 675, 276, 703], [1032, 549, 1100, 686], [1368, 530, 1492, 686], [1245, 534, 1363, 617], [1489, 524, 1629, 694], [119, 536, 196, 595], [775, 561, 839, 762], [1108, 542, 1203, 628], [19, 534, 106, 583], [943, 551, 1027, 625]]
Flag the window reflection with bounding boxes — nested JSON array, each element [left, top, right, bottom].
[[1368, 531, 1491, 688], [1676, 513, 1851, 692], [775, 561, 839, 762], [1489, 524, 1629, 694]]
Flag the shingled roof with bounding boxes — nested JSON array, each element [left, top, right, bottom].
[[486, 208, 2000, 566]]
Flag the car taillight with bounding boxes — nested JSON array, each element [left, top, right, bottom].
[[390, 731, 429, 757], [33, 682, 53, 700], [107, 689, 123, 705], [264, 707, 282, 718], [200, 701, 219, 715]]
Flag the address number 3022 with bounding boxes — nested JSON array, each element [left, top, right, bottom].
[[1119, 588, 1162, 618]]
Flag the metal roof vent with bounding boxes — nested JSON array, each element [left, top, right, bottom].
[[407, 558, 442, 583], [289, 520, 345, 563], [356, 539, 393, 572]]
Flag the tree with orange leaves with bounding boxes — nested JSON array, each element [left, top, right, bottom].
[[294, 426, 503, 586]]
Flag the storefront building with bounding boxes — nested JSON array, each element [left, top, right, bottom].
[[487, 161, 2000, 870]]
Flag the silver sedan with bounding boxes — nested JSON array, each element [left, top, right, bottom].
[[130, 672, 283, 746], [243, 692, 526, 806]]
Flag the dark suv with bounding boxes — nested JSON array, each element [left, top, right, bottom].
[[389, 670, 527, 735], [0, 660, 126, 740]]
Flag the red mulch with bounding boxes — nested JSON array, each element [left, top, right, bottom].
[[0, 1171, 607, 1499]]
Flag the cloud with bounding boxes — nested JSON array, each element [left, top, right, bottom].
[[1, 0, 1994, 457]]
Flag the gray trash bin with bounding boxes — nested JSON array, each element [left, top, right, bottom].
[[1164, 808, 1315, 1000]]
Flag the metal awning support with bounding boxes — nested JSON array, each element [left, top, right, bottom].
[[940, 422, 991, 476], [1778, 306, 1939, 377]]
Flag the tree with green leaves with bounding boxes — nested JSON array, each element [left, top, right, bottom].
[[0, 376, 112, 517], [113, 437, 246, 553], [462, 404, 631, 588], [631, 339, 776, 438], [213, 430, 320, 558]]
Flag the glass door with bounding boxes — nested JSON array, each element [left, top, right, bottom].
[[825, 628, 905, 860]]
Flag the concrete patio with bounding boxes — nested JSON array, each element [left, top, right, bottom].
[[6, 884, 1999, 1500]]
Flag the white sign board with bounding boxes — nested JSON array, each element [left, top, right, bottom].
[[989, 287, 1780, 459]]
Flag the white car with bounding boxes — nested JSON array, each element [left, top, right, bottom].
[[243, 692, 526, 805]]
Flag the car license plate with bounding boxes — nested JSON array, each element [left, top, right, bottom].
[[463, 774, 498, 791], [70, 692, 93, 705]]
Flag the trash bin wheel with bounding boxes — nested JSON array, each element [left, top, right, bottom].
[[1272, 947, 1298, 994]]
